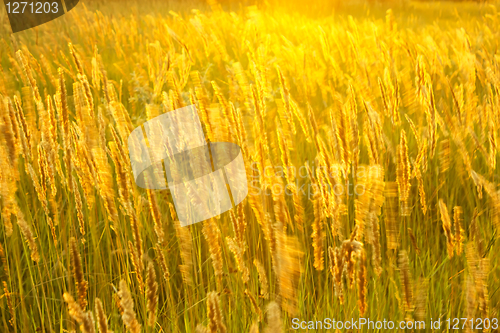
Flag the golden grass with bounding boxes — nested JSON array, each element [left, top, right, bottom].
[[0, 0, 499, 332]]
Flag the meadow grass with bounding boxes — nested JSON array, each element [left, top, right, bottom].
[[0, 0, 499, 332]]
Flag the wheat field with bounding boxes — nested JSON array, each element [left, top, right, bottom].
[[0, 0, 499, 332]]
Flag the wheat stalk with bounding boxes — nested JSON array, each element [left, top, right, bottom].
[[396, 130, 411, 216], [357, 249, 368, 316], [227, 237, 250, 284], [438, 199, 455, 258], [253, 259, 269, 300], [63, 293, 95, 333], [146, 262, 158, 327], [263, 302, 282, 333], [70, 237, 88, 309], [207, 291, 226, 333], [117, 280, 141, 333], [3, 281, 15, 328], [453, 206, 464, 255], [203, 218, 224, 280], [398, 250, 414, 318], [15, 208, 39, 262], [311, 191, 324, 271], [94, 298, 110, 333]]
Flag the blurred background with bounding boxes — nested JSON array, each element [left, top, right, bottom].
[[83, 0, 494, 16]]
